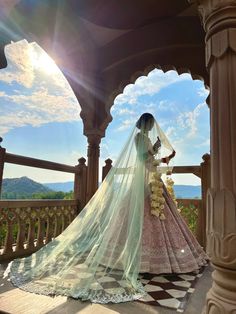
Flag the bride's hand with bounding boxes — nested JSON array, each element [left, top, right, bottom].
[[161, 150, 176, 164]]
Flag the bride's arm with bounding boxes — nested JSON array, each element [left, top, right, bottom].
[[152, 136, 161, 154]]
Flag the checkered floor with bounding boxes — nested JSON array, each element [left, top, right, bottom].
[[5, 255, 206, 313], [69, 262, 206, 312], [137, 267, 205, 312]]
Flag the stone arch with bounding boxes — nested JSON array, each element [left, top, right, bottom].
[[101, 63, 210, 134]]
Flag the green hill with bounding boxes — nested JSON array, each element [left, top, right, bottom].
[[1, 176, 52, 199], [1, 176, 201, 200]]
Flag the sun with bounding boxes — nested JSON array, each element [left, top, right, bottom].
[[36, 53, 59, 74], [30, 44, 59, 74]]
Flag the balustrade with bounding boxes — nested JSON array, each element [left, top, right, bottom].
[[0, 199, 78, 262]]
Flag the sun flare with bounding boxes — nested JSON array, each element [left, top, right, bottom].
[[30, 45, 59, 74]]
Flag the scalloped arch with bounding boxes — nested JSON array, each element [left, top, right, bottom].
[[107, 63, 209, 109]]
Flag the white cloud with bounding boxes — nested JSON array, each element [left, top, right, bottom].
[[195, 139, 210, 147], [114, 69, 191, 107], [165, 126, 176, 139], [112, 108, 136, 116], [3, 163, 75, 183], [158, 100, 177, 112], [177, 103, 206, 138], [0, 40, 81, 135], [116, 118, 137, 131], [0, 40, 35, 88], [197, 86, 209, 98]]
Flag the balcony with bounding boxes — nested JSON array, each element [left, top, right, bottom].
[[0, 148, 212, 313]]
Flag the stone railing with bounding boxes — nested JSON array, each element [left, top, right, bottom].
[[0, 138, 88, 208], [0, 199, 78, 262]]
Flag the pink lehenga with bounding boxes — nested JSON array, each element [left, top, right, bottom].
[[7, 114, 207, 304], [140, 185, 207, 274]]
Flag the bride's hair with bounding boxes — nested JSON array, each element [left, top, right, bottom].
[[136, 113, 154, 129]]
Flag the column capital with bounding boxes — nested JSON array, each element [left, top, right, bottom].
[[194, 1, 236, 68], [194, 0, 236, 29], [87, 133, 102, 146]]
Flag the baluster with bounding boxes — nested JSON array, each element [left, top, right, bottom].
[[16, 217, 26, 252], [54, 213, 61, 237], [37, 217, 45, 247], [63, 208, 69, 229], [71, 205, 77, 220], [3, 220, 13, 254], [45, 207, 54, 244], [27, 218, 35, 249], [67, 206, 72, 224], [61, 206, 65, 232]]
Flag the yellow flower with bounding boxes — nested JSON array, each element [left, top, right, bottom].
[[151, 194, 158, 201], [151, 210, 160, 217], [151, 185, 156, 191], [153, 159, 160, 166], [151, 201, 158, 208], [160, 198, 165, 204], [153, 182, 160, 188], [153, 173, 161, 180], [160, 213, 166, 220]]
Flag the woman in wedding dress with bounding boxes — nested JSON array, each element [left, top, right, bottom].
[[6, 113, 207, 303]]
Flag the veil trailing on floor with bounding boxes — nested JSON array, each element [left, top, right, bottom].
[[7, 116, 174, 303]]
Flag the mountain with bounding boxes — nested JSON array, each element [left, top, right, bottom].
[[1, 177, 201, 199], [173, 185, 201, 199], [2, 176, 52, 199], [45, 181, 201, 199], [44, 181, 74, 192]]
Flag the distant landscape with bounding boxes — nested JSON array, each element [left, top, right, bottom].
[[1, 177, 201, 199], [1, 177, 73, 199]]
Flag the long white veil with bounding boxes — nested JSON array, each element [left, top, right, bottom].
[[7, 114, 174, 303]]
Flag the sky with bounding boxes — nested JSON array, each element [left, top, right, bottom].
[[1, 40, 210, 185]]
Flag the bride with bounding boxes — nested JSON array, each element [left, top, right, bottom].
[[6, 113, 207, 303]]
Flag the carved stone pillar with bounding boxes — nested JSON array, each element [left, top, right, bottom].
[[197, 1, 236, 313], [86, 134, 101, 202], [199, 153, 211, 249]]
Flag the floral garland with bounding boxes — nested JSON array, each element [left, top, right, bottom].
[[150, 159, 166, 220], [166, 176, 178, 206]]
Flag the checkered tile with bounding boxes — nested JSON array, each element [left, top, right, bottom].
[[71, 261, 206, 311], [137, 266, 206, 312]]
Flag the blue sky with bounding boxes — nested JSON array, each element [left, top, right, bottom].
[[1, 40, 209, 185]]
